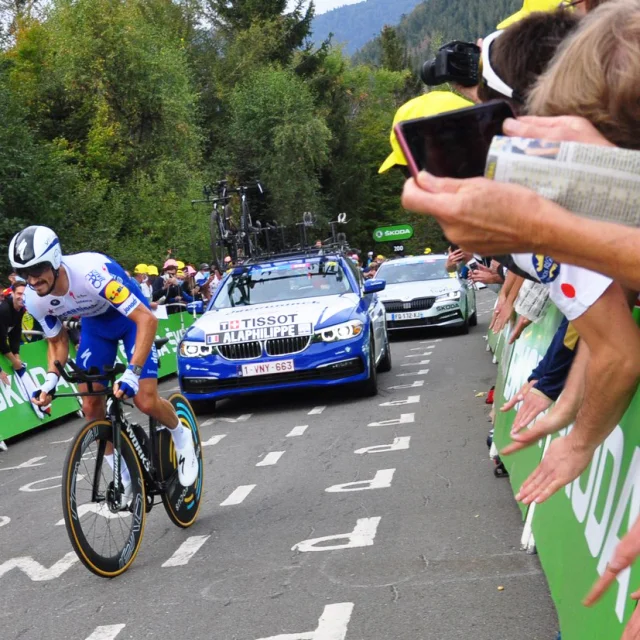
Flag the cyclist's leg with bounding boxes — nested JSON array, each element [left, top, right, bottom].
[[119, 330, 177, 427], [122, 327, 198, 485], [75, 318, 116, 421]]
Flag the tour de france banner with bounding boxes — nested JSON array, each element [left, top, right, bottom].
[[490, 306, 640, 639], [0, 311, 194, 441]]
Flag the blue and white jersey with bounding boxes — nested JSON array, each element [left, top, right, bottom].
[[24, 252, 149, 338]]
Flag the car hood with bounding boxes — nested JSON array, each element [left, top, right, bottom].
[[377, 278, 460, 302], [185, 293, 361, 341]]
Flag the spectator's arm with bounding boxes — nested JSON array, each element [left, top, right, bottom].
[[514, 283, 640, 505]]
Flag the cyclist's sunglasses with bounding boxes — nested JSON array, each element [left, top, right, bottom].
[[16, 262, 53, 280]]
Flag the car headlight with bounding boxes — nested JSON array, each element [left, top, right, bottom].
[[315, 320, 364, 343], [179, 341, 214, 357], [436, 290, 461, 302]]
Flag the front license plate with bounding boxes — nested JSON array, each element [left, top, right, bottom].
[[240, 360, 295, 377], [389, 311, 426, 321]]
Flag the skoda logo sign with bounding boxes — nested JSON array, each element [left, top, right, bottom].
[[374, 230, 384, 240], [372, 224, 414, 243]]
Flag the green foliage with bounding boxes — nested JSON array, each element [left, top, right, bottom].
[[0, 0, 506, 277], [227, 66, 332, 222]]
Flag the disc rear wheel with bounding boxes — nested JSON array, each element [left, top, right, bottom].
[[158, 394, 204, 528]]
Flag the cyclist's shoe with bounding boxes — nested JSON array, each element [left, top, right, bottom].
[[120, 480, 134, 510], [174, 428, 198, 486]]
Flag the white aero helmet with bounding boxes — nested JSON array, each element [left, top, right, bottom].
[[9, 226, 62, 274]]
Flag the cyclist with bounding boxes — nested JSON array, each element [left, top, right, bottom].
[[7, 226, 198, 494]]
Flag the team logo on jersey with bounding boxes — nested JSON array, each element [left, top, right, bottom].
[[50, 299, 61, 307], [104, 281, 130, 306], [532, 255, 560, 283], [86, 270, 106, 290]]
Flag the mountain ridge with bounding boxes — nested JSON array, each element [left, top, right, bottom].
[[311, 0, 424, 55]]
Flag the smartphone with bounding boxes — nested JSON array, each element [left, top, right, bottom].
[[395, 100, 515, 179], [468, 260, 479, 271]]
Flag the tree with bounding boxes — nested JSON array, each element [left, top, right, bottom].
[[380, 25, 405, 72], [228, 67, 332, 223]]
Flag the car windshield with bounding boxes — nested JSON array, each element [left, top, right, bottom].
[[213, 259, 352, 308], [376, 258, 450, 284]]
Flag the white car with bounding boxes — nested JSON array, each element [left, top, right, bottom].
[[375, 254, 477, 333]]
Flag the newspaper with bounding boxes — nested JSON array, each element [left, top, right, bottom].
[[485, 136, 640, 227]]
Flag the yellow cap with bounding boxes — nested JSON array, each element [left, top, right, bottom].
[[134, 263, 148, 275], [176, 260, 185, 270], [424, 248, 432, 255], [379, 91, 473, 174], [376, 255, 386, 261], [147, 265, 159, 276], [497, 0, 564, 28]]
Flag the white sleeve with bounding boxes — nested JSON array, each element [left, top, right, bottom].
[[548, 266, 612, 320]]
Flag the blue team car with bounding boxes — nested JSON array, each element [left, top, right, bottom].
[[178, 253, 391, 404]]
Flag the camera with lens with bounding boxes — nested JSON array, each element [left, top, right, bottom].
[[421, 41, 481, 87]]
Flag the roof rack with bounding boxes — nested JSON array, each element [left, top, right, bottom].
[[242, 241, 351, 265]]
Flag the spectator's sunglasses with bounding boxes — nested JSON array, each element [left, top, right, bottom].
[[16, 262, 52, 279]]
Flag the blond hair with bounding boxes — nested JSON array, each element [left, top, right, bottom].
[[528, 0, 640, 149]]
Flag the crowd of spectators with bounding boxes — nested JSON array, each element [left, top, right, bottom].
[[391, 0, 640, 636]]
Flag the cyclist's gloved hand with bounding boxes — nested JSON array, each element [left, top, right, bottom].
[[32, 372, 59, 406], [115, 367, 140, 399]]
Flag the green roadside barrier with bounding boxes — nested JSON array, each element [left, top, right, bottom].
[[0, 311, 195, 441], [489, 306, 640, 639]]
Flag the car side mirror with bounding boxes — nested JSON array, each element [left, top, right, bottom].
[[364, 279, 385, 294]]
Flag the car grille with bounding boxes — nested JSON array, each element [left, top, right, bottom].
[[181, 358, 365, 394], [383, 297, 436, 313], [265, 336, 311, 356], [217, 341, 262, 360]]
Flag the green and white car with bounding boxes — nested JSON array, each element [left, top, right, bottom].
[[375, 254, 477, 333]]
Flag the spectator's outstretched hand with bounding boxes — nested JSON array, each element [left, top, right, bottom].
[[514, 434, 594, 505], [501, 400, 574, 455], [510, 390, 553, 435], [501, 379, 537, 413], [503, 116, 614, 147], [402, 173, 541, 255], [508, 315, 531, 344], [469, 264, 502, 285], [584, 514, 640, 606], [490, 300, 513, 333], [0, 371, 9, 387]]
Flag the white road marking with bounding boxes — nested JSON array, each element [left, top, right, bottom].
[[162, 535, 211, 567], [293, 517, 381, 552], [287, 425, 309, 437], [220, 484, 256, 506], [256, 451, 285, 467], [355, 437, 411, 454], [213, 413, 253, 424], [308, 406, 326, 415], [202, 434, 227, 447], [325, 469, 395, 492], [84, 625, 126, 640], [388, 380, 424, 390], [200, 418, 215, 427], [401, 360, 430, 366], [20, 475, 62, 492], [253, 603, 354, 640], [405, 352, 432, 358], [396, 369, 429, 377], [0, 456, 46, 472], [50, 437, 74, 444], [55, 503, 131, 526], [420, 339, 442, 344], [368, 413, 415, 427], [0, 516, 10, 528], [379, 395, 420, 407], [0, 552, 78, 581]]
